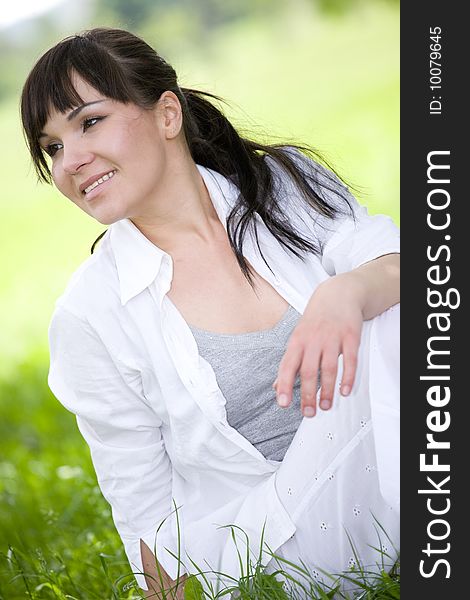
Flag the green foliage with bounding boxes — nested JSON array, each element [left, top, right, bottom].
[[184, 576, 205, 600], [0, 359, 134, 599], [0, 353, 400, 597], [99, 0, 157, 28], [96, 0, 282, 31], [314, 0, 399, 14]]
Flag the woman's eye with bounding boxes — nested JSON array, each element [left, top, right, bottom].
[[45, 143, 63, 157], [82, 116, 103, 132], [42, 117, 104, 157]]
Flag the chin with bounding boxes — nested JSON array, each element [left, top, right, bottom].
[[89, 211, 126, 226]]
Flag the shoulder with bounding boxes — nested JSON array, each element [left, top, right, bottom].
[[264, 146, 357, 220], [262, 147, 358, 240], [48, 238, 129, 378], [265, 147, 347, 192], [53, 231, 121, 322]]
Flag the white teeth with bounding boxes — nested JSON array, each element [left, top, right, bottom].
[[84, 170, 115, 194]]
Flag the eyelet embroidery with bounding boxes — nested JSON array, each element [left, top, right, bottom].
[[348, 557, 357, 569], [353, 505, 361, 516]]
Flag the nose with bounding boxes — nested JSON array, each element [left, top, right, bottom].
[[62, 142, 94, 175]]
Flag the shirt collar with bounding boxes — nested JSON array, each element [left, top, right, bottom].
[[109, 164, 239, 305]]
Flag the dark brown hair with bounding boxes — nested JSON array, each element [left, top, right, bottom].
[[21, 27, 354, 283]]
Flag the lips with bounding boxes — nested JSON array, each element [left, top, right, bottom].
[[79, 170, 116, 194]]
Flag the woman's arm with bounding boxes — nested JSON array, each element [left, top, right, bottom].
[[342, 252, 400, 320], [48, 307, 181, 593], [274, 253, 400, 417]]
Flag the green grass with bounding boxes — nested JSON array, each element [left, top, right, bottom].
[[0, 3, 399, 597], [0, 355, 400, 598], [0, 358, 134, 599]]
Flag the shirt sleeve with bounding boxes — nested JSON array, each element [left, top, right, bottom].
[[310, 162, 400, 274], [319, 203, 400, 276], [48, 306, 182, 591]]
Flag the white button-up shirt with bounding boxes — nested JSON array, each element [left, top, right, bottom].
[[48, 160, 400, 591]]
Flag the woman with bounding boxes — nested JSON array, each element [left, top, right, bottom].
[[21, 28, 400, 598]]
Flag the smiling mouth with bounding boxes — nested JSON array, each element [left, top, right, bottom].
[[83, 170, 116, 195]]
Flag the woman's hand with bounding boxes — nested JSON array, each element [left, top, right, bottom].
[[274, 273, 364, 417], [140, 539, 187, 599], [273, 253, 400, 417]]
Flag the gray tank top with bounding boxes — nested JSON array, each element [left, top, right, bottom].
[[188, 305, 304, 461]]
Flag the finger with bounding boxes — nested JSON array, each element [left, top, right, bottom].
[[299, 348, 321, 417], [340, 336, 359, 396], [276, 342, 304, 408], [319, 352, 339, 410]]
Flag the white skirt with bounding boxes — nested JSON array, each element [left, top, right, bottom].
[[269, 304, 400, 595]]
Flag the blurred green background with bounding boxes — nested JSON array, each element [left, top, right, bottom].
[[0, 0, 399, 597]]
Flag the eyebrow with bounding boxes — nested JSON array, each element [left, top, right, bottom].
[[66, 100, 106, 121], [39, 100, 106, 139]]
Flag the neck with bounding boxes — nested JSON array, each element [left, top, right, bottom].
[[130, 147, 223, 252]]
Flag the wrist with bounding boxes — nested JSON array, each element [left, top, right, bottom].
[[317, 272, 368, 317]]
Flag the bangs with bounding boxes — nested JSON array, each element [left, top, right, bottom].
[[21, 33, 135, 183]]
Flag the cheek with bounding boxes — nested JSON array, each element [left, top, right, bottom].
[[51, 163, 63, 189], [52, 164, 73, 199]]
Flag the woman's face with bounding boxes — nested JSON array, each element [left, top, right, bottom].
[[40, 75, 177, 225]]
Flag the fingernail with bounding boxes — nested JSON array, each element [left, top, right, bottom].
[[320, 399, 331, 410], [341, 385, 351, 396], [278, 393, 289, 407], [303, 406, 316, 418]]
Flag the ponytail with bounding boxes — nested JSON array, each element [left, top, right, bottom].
[[176, 87, 354, 284]]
